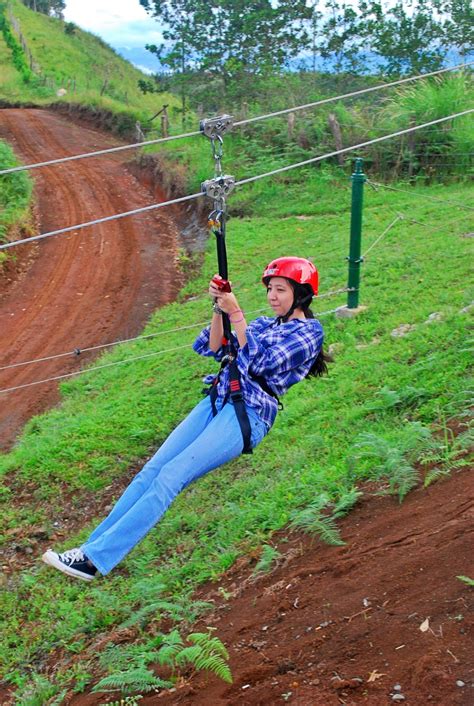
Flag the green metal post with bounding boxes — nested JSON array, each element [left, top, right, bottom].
[[347, 158, 366, 309]]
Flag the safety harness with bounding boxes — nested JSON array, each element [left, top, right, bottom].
[[200, 116, 253, 454]]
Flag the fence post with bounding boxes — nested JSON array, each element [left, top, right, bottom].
[[347, 157, 366, 309]]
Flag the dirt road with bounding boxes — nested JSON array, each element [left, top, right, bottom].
[[0, 109, 186, 450]]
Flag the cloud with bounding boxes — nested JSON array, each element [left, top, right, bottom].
[[64, 0, 163, 48]]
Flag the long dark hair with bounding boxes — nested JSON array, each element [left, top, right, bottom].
[[291, 282, 333, 378]]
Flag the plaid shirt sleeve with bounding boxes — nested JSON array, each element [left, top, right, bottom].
[[193, 326, 238, 361]]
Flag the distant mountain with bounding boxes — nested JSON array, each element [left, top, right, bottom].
[[115, 46, 160, 75]]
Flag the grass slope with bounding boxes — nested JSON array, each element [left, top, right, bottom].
[[0, 139, 32, 249], [0, 0, 180, 129], [0, 173, 472, 697]]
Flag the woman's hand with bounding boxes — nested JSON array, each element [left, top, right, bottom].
[[209, 277, 240, 315], [208, 276, 247, 348]]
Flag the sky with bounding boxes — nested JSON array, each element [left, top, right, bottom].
[[63, 0, 162, 71]]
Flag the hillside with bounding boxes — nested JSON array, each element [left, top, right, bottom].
[[0, 162, 472, 701], [0, 0, 180, 128], [0, 5, 473, 701]]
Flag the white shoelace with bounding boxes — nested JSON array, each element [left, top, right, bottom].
[[59, 548, 85, 563]]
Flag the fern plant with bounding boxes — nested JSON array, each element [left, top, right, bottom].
[[368, 385, 430, 415], [158, 628, 232, 684], [99, 642, 165, 673], [289, 493, 345, 545], [349, 424, 433, 501], [122, 576, 212, 629], [331, 487, 363, 518], [92, 668, 171, 695], [252, 544, 282, 576], [13, 674, 67, 706], [421, 418, 473, 487]]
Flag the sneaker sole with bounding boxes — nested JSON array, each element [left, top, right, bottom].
[[42, 550, 96, 581]]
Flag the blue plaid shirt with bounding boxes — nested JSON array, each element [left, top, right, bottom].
[[193, 316, 324, 428]]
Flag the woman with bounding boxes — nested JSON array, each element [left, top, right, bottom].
[[42, 257, 328, 581]]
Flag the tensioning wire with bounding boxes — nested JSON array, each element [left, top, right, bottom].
[[0, 304, 344, 394], [366, 180, 474, 212], [1, 108, 472, 253], [0, 287, 349, 373], [362, 208, 473, 257], [362, 215, 403, 258], [399, 211, 473, 233], [0, 62, 471, 177]]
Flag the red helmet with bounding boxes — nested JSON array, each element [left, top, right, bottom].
[[262, 256, 319, 296]]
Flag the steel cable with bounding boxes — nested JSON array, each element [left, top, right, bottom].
[[236, 109, 474, 186], [0, 62, 471, 177], [0, 288, 348, 372], [1, 109, 472, 253], [0, 304, 344, 394], [0, 191, 203, 250]]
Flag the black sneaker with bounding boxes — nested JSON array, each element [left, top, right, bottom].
[[42, 548, 98, 581]]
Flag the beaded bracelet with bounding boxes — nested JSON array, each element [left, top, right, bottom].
[[212, 302, 223, 315], [229, 309, 245, 323]]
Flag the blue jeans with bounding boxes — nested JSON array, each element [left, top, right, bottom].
[[81, 397, 268, 575]]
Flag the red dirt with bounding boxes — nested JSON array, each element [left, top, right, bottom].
[[0, 108, 186, 451], [66, 467, 473, 706]]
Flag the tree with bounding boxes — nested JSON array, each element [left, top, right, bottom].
[[318, 0, 366, 73], [140, 0, 311, 86], [21, 0, 65, 19], [439, 0, 474, 59], [358, 0, 445, 75]]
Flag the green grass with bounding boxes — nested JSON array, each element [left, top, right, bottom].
[[0, 0, 182, 131], [0, 175, 472, 698], [0, 139, 33, 248], [0, 5, 471, 697]]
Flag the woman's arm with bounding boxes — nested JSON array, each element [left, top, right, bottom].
[[209, 311, 224, 352], [208, 278, 248, 350]]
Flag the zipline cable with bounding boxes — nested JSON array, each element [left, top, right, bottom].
[[0, 288, 349, 372], [0, 62, 471, 177], [1, 109, 472, 252], [0, 129, 200, 176], [233, 62, 473, 127], [0, 191, 203, 250], [236, 109, 474, 186], [0, 305, 344, 395]]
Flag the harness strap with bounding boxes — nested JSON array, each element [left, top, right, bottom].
[[228, 359, 253, 454], [250, 374, 284, 411], [205, 351, 253, 454]]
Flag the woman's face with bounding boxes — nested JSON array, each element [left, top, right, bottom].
[[267, 277, 294, 317]]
